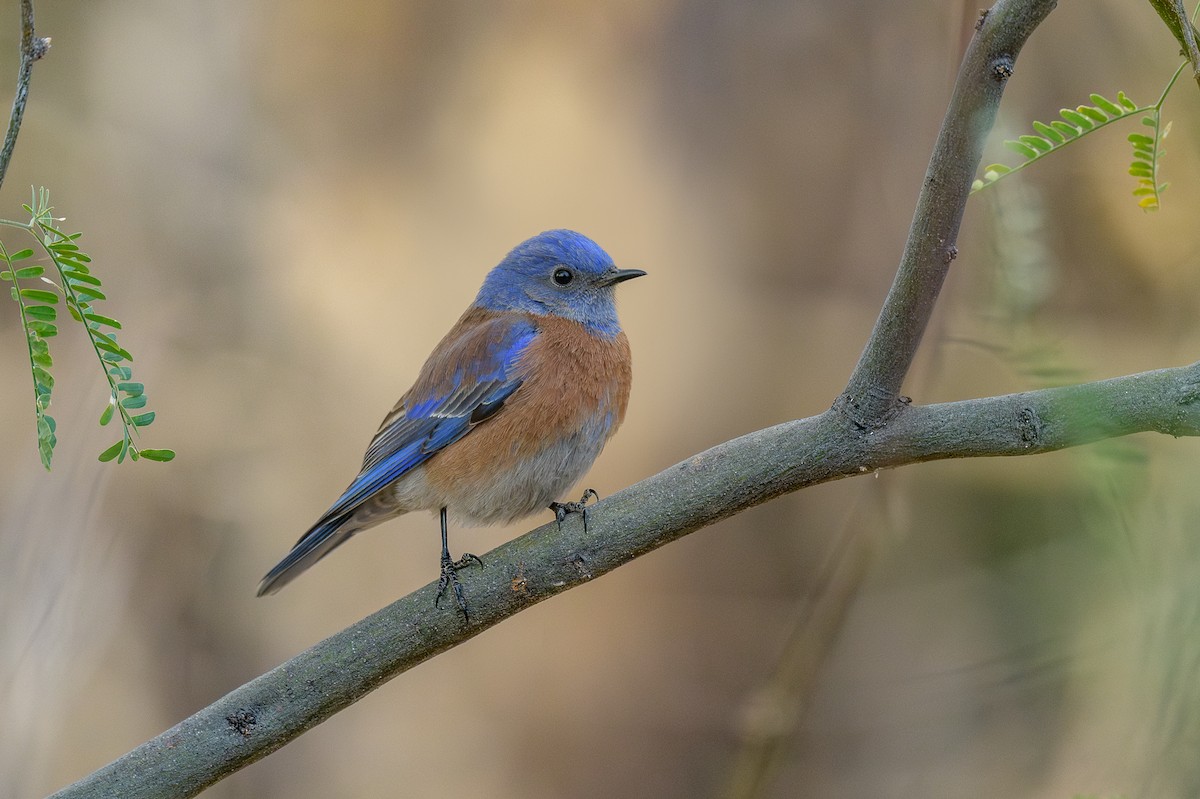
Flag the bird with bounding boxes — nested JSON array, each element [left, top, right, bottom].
[[256, 229, 644, 619]]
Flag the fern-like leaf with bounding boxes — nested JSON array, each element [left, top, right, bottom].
[[972, 92, 1146, 194], [0, 187, 175, 468], [1128, 116, 1170, 211], [0, 239, 57, 468]]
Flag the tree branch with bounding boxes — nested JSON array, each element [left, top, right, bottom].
[[838, 0, 1054, 425], [0, 0, 49, 192], [1148, 0, 1200, 89], [50, 362, 1200, 799]]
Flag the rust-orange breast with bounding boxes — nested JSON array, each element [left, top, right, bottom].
[[422, 312, 632, 505]]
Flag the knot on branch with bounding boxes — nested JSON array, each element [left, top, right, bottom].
[[1164, 380, 1200, 437], [510, 562, 529, 595], [1016, 406, 1042, 447], [833, 389, 907, 432], [991, 57, 1014, 82], [569, 554, 593, 579], [1178, 381, 1200, 407], [225, 709, 258, 738]]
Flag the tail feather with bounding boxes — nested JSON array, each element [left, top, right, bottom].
[[256, 515, 355, 597]]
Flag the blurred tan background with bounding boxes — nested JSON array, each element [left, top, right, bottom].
[[3, 1, 1200, 797]]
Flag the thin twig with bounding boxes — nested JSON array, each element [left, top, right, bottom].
[[0, 0, 49, 192]]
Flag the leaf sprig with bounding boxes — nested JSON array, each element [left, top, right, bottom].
[[971, 92, 1148, 195], [1128, 111, 1171, 211], [0, 187, 174, 468], [971, 56, 1189, 211], [0, 240, 55, 467]]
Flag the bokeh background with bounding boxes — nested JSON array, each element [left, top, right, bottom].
[[3, 2, 1200, 797]]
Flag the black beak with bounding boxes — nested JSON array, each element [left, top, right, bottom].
[[599, 268, 647, 287]]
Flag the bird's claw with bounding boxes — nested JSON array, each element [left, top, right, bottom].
[[435, 551, 483, 621], [550, 488, 599, 534]]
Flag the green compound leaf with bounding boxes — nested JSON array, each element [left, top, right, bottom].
[[1129, 117, 1170, 211], [972, 91, 1147, 197], [3, 188, 175, 468], [2, 235, 59, 469]]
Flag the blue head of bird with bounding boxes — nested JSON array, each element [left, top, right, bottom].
[[474, 230, 645, 338]]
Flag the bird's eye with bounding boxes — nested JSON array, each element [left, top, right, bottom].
[[552, 268, 573, 286]]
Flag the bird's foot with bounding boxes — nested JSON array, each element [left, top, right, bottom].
[[435, 551, 484, 621], [550, 488, 599, 534]]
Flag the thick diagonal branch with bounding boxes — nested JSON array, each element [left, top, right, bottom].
[[49, 360, 1200, 799]]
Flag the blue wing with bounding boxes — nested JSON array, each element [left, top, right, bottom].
[[257, 313, 537, 595]]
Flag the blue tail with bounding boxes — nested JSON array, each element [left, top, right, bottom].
[[256, 514, 356, 596]]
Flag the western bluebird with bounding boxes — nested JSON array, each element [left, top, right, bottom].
[[257, 230, 643, 618]]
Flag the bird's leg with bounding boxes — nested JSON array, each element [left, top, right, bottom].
[[435, 506, 483, 621], [550, 488, 599, 535]]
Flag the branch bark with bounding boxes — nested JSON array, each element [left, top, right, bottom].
[[1148, 0, 1200, 89], [56, 0, 1200, 796], [49, 361, 1200, 799], [0, 0, 49, 192]]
